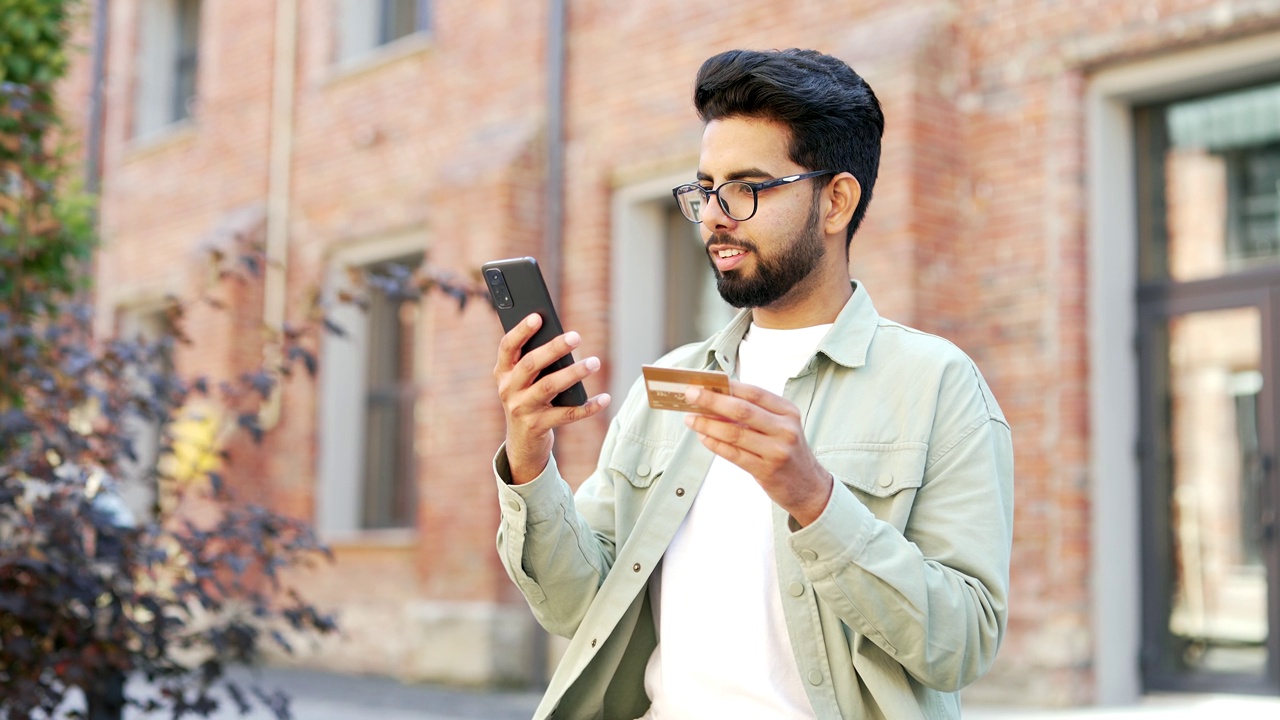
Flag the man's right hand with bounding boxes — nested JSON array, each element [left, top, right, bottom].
[[494, 313, 611, 484]]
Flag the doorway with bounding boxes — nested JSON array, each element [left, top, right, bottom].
[[1136, 80, 1280, 694]]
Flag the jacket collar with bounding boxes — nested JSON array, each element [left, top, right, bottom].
[[704, 281, 879, 374]]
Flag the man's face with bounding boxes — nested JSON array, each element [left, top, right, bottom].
[[695, 117, 828, 309]]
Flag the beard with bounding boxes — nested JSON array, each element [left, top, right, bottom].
[[707, 199, 826, 309]]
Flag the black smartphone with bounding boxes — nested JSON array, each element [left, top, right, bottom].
[[481, 257, 588, 407]]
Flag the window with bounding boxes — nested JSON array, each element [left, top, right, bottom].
[[609, 175, 735, 404], [172, 0, 200, 123], [338, 0, 431, 63], [1224, 145, 1280, 268], [359, 257, 421, 529], [317, 241, 425, 538], [1141, 81, 1280, 282], [134, 0, 202, 138], [661, 205, 735, 351], [114, 307, 168, 522], [1135, 77, 1280, 693]]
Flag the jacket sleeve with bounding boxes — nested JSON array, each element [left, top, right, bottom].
[[788, 364, 1015, 692], [493, 417, 628, 638]]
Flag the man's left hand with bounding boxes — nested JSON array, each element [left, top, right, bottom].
[[684, 380, 833, 527]]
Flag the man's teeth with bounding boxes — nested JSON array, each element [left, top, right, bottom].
[[717, 249, 744, 258]]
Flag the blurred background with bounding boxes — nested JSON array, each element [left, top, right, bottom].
[[51, 0, 1280, 711]]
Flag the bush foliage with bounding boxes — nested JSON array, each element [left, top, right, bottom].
[[1, 1, 484, 717]]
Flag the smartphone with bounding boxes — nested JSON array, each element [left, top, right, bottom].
[[481, 257, 588, 407]]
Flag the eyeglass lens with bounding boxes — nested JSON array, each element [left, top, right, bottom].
[[676, 182, 757, 222]]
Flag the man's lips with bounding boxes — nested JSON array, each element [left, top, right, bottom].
[[709, 244, 750, 273]]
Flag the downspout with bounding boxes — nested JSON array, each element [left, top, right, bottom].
[[544, 0, 566, 299], [259, 0, 299, 429], [85, 0, 108, 195], [528, 0, 567, 689]]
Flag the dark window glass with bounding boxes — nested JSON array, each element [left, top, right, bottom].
[[360, 256, 422, 530], [380, 0, 430, 45], [172, 0, 200, 123], [1137, 81, 1280, 283], [662, 206, 734, 351]]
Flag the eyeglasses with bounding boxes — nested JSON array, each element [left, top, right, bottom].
[[671, 170, 836, 223]]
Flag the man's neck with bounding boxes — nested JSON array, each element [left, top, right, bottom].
[[749, 265, 853, 330]]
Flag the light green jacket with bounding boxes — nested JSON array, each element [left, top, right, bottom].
[[494, 284, 1014, 719]]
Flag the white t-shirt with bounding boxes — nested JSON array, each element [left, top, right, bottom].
[[642, 323, 833, 720]]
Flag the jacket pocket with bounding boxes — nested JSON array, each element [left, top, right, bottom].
[[817, 443, 928, 531], [606, 434, 675, 489]]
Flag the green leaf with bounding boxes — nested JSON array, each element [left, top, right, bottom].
[[6, 55, 30, 81]]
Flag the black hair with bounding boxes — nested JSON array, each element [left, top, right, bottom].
[[694, 48, 884, 247]]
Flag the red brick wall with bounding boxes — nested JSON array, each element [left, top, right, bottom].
[[65, 0, 1280, 703]]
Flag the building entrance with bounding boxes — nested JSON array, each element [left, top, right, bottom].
[[1136, 80, 1280, 694]]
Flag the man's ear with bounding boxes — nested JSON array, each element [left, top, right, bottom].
[[823, 172, 861, 239]]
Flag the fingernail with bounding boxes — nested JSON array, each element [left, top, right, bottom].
[[598, 393, 612, 408], [526, 315, 539, 327], [585, 356, 600, 371], [683, 387, 699, 403], [565, 331, 581, 347]]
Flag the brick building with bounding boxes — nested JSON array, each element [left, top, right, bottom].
[[57, 0, 1280, 709]]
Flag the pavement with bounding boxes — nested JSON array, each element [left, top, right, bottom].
[[117, 667, 541, 720], [966, 694, 1280, 719], [110, 665, 1280, 719]]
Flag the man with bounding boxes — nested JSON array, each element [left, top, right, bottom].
[[492, 48, 1013, 719]]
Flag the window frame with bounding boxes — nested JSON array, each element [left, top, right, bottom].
[[335, 0, 432, 66], [609, 171, 738, 408], [316, 234, 427, 541], [1086, 29, 1280, 704], [132, 0, 202, 140]]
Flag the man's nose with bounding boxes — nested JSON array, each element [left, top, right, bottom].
[[699, 192, 737, 232]]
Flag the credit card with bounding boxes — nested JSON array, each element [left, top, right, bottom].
[[641, 365, 731, 412]]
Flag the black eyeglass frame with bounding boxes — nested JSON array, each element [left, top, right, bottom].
[[671, 169, 838, 223]]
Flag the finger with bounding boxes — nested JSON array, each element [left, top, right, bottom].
[[687, 381, 800, 429], [692, 427, 764, 475], [540, 392, 613, 427], [726, 380, 797, 417], [685, 386, 768, 430], [686, 411, 769, 454], [530, 355, 602, 405], [496, 314, 542, 372], [517, 330, 584, 384]]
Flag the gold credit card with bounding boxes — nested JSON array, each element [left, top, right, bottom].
[[641, 365, 731, 412]]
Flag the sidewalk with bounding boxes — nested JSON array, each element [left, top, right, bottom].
[[967, 693, 1280, 719], [124, 666, 1280, 719], [127, 666, 541, 720]]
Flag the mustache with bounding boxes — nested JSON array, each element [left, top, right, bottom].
[[706, 233, 759, 254]]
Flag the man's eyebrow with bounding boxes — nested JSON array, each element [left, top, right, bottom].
[[696, 167, 775, 183]]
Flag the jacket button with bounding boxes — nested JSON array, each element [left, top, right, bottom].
[[633, 563, 641, 572], [507, 500, 521, 512], [799, 549, 818, 562], [675, 488, 685, 497], [637, 463, 651, 477], [878, 472, 894, 488], [788, 582, 805, 597], [590, 638, 597, 647], [808, 670, 822, 686]]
